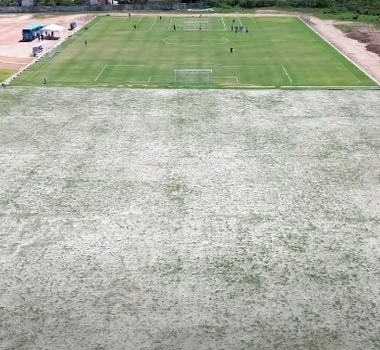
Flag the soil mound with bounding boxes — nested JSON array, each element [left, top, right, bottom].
[[347, 31, 371, 43], [366, 43, 380, 56]]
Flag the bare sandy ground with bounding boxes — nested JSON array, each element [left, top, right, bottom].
[[0, 14, 92, 72]]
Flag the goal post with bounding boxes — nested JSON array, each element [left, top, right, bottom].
[[181, 21, 208, 31], [173, 69, 213, 85], [181, 16, 209, 31]]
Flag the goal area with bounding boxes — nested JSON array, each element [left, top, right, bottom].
[[173, 69, 213, 85], [181, 20, 208, 31]]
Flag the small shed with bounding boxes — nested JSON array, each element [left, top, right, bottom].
[[43, 24, 65, 40]]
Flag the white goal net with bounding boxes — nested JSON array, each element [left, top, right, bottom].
[[181, 20, 208, 31], [173, 69, 213, 84]]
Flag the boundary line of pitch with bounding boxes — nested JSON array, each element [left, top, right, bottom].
[[299, 16, 380, 86]]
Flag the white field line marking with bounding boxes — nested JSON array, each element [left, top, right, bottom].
[[106, 64, 149, 67], [217, 76, 239, 83], [148, 75, 168, 82], [94, 65, 108, 82], [228, 85, 277, 88], [149, 17, 157, 31], [136, 17, 143, 24], [168, 18, 173, 30], [163, 37, 229, 45], [251, 17, 257, 24], [227, 76, 239, 83], [221, 65, 280, 68], [221, 17, 226, 31], [27, 58, 55, 80], [270, 39, 316, 42], [298, 17, 380, 86], [281, 65, 293, 84], [12, 82, 378, 89], [238, 17, 243, 26], [2, 15, 98, 86], [280, 85, 379, 89], [184, 21, 208, 24]]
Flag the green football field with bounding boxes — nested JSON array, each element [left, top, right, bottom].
[[11, 15, 378, 88], [0, 69, 12, 82]]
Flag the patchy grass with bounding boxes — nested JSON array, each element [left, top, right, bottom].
[[315, 10, 380, 27], [0, 69, 12, 82], [0, 88, 379, 350], [335, 23, 357, 33]]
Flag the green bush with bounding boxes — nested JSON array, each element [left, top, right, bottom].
[[27, 0, 380, 18], [209, 0, 380, 16]]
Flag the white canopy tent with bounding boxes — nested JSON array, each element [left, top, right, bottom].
[[43, 24, 65, 39]]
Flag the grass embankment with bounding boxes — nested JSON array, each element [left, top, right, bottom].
[[314, 10, 380, 27]]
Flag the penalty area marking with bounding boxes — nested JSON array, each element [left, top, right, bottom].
[[216, 76, 239, 83], [221, 17, 226, 31], [163, 37, 229, 45], [27, 57, 56, 81], [94, 65, 108, 82], [149, 17, 157, 31], [168, 18, 173, 30], [281, 65, 293, 84], [148, 75, 169, 83], [95, 64, 152, 82]]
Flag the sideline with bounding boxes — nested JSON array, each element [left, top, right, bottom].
[[221, 17, 226, 31], [281, 65, 293, 84], [1, 15, 97, 86], [299, 17, 380, 86], [149, 17, 157, 31]]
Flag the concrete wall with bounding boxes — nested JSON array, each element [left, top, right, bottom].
[[0, 2, 207, 13]]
